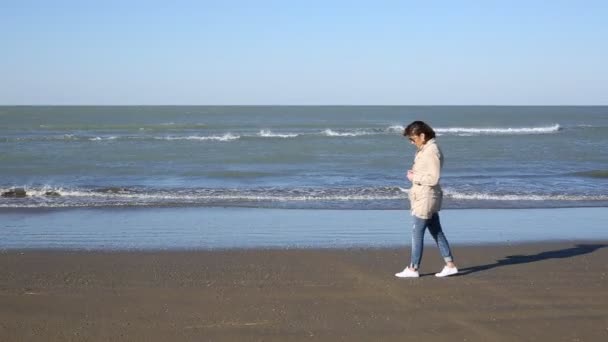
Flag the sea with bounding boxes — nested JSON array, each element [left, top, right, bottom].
[[2, 106, 608, 249], [2, 106, 607, 210]]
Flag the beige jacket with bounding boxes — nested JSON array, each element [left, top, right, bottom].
[[408, 138, 443, 219]]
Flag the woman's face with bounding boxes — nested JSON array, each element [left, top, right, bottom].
[[408, 133, 426, 149]]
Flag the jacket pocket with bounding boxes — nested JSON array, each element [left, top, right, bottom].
[[411, 187, 441, 218]]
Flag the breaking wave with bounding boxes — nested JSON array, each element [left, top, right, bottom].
[[155, 133, 240, 141], [2, 124, 566, 143], [2, 185, 607, 209], [258, 130, 299, 138], [387, 124, 561, 136], [321, 129, 372, 137], [435, 124, 561, 135], [444, 190, 608, 201]]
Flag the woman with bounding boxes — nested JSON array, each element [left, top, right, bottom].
[[395, 121, 458, 278]]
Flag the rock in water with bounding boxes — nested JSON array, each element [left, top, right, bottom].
[[2, 188, 27, 198]]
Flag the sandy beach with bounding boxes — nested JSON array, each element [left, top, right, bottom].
[[1, 242, 607, 341], [3, 0, 608, 339]]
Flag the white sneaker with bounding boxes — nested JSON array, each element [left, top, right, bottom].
[[395, 267, 419, 278], [435, 266, 458, 277]]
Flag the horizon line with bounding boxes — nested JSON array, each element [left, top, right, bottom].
[[2, 104, 608, 107]]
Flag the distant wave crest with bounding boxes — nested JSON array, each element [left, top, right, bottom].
[[322, 129, 371, 137], [435, 124, 561, 135], [3, 124, 565, 143], [444, 190, 606, 201], [89, 136, 118, 141], [386, 124, 561, 136], [258, 130, 299, 138], [155, 133, 240, 142]]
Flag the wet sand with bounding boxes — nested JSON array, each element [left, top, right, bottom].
[[1, 242, 607, 341]]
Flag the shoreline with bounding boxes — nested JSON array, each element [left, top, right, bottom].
[[4, 204, 607, 210], [2, 203, 608, 211], [1, 241, 607, 341], [3, 207, 608, 250], [2, 238, 608, 252]]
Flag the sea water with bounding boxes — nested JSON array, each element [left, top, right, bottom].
[[2, 106, 607, 210], [2, 106, 608, 249]]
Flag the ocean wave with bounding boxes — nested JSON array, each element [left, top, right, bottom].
[[444, 191, 607, 201], [0, 186, 407, 207], [435, 124, 561, 135], [155, 133, 240, 142], [3, 124, 565, 143], [35, 123, 209, 131], [3, 186, 608, 209], [386, 124, 561, 135], [315, 124, 562, 137], [321, 129, 371, 137], [89, 136, 118, 141], [387, 125, 405, 133], [9, 134, 127, 142], [258, 130, 299, 138]]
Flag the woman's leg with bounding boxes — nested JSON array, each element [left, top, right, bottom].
[[427, 213, 455, 265], [410, 216, 428, 269]]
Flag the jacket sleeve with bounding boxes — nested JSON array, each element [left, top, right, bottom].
[[412, 148, 441, 186]]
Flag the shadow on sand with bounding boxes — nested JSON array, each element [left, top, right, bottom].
[[456, 244, 607, 276]]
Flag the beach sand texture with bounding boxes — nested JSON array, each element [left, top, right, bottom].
[[1, 242, 607, 341]]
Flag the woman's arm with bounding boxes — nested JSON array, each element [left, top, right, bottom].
[[412, 148, 441, 186]]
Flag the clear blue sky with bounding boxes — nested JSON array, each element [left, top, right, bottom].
[[1, 0, 607, 105]]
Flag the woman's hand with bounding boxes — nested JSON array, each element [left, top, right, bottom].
[[407, 170, 414, 182]]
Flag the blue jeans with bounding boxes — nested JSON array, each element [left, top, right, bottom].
[[410, 213, 454, 269]]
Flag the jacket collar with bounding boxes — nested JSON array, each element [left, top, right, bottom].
[[418, 138, 436, 152]]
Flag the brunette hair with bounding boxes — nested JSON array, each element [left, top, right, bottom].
[[403, 121, 436, 142]]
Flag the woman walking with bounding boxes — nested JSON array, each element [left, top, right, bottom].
[[395, 121, 458, 278]]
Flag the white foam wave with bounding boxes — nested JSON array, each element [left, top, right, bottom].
[[12, 135, 124, 142], [435, 124, 561, 135], [0, 186, 407, 202], [156, 133, 240, 142], [89, 136, 118, 141], [322, 129, 371, 137], [445, 191, 607, 201], [3, 186, 607, 209], [7, 124, 563, 144], [387, 125, 405, 133], [0, 186, 95, 198], [350, 124, 561, 136], [258, 130, 299, 138]]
